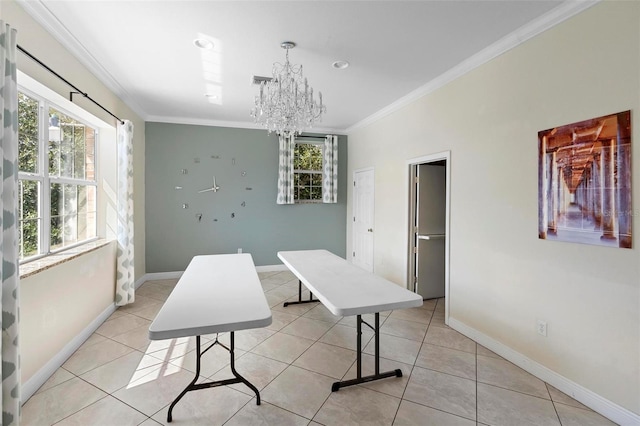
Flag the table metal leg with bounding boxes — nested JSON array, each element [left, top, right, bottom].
[[229, 332, 260, 404], [167, 333, 261, 422], [331, 313, 402, 391], [283, 280, 320, 307]]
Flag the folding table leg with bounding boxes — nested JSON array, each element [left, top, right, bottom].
[[167, 333, 260, 422], [283, 280, 320, 307], [167, 336, 203, 422], [331, 313, 402, 391], [229, 332, 260, 403]]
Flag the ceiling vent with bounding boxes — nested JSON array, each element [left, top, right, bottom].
[[252, 75, 273, 85]]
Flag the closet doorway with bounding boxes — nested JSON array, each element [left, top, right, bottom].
[[407, 152, 450, 318]]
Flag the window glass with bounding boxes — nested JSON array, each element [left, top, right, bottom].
[[18, 180, 40, 258], [294, 143, 323, 171], [49, 108, 96, 180], [18, 93, 39, 174], [50, 183, 96, 251], [18, 91, 98, 261], [294, 142, 324, 202]]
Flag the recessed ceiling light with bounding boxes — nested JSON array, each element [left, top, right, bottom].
[[332, 60, 349, 70], [204, 94, 218, 99], [193, 39, 214, 50]]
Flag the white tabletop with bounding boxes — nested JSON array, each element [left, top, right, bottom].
[[277, 250, 423, 316], [149, 254, 272, 340]]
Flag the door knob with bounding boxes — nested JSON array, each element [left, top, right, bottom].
[[367, 228, 373, 232]]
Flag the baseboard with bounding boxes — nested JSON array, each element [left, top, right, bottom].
[[134, 274, 147, 289], [139, 271, 183, 284], [22, 303, 117, 403], [448, 318, 639, 426], [255, 264, 288, 273], [136, 265, 287, 288]]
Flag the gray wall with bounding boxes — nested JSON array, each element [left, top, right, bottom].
[[145, 122, 347, 272]]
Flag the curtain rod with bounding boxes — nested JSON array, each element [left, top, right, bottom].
[[17, 44, 125, 125], [295, 135, 328, 139]]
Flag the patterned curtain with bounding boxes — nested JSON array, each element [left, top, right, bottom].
[[276, 133, 295, 205], [0, 20, 21, 425], [115, 120, 135, 306], [322, 135, 338, 203]]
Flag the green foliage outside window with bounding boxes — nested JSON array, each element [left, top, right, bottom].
[[18, 93, 97, 260], [294, 143, 323, 201], [18, 180, 39, 258], [18, 93, 40, 258], [18, 93, 39, 173]]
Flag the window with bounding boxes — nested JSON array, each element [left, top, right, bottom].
[[293, 141, 323, 202], [18, 91, 98, 261]]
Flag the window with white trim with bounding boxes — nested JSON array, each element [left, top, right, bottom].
[[293, 141, 323, 202], [18, 90, 98, 261]]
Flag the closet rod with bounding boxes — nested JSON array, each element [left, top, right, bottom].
[[17, 44, 125, 125]]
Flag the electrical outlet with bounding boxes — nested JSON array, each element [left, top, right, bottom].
[[237, 248, 242, 254], [536, 320, 547, 336]]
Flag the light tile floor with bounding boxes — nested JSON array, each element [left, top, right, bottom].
[[23, 271, 618, 426]]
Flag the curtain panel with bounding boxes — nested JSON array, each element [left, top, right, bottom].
[[0, 20, 21, 425], [116, 120, 135, 306], [323, 135, 338, 203], [276, 134, 295, 205]]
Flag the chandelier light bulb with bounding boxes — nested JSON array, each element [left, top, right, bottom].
[[250, 41, 326, 138]]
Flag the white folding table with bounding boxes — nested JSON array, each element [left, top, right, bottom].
[[149, 254, 272, 423], [277, 249, 423, 391]]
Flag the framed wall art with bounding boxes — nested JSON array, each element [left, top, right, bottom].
[[538, 111, 632, 248]]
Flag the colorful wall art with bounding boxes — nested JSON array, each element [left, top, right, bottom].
[[538, 111, 632, 248]]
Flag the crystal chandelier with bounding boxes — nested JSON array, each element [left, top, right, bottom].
[[251, 42, 326, 137]]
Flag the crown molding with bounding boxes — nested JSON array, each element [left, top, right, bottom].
[[18, 0, 598, 134], [16, 0, 148, 121], [146, 115, 264, 130], [345, 0, 600, 134], [146, 115, 346, 135]]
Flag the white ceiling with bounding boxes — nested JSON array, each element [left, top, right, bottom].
[[19, 1, 589, 133]]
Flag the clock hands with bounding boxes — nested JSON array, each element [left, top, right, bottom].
[[198, 176, 220, 193]]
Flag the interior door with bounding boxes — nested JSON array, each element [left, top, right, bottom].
[[352, 169, 374, 272], [414, 163, 446, 299]]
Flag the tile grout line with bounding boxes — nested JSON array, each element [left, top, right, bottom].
[[223, 310, 352, 402], [547, 382, 565, 425], [392, 298, 483, 424], [33, 284, 596, 425], [80, 373, 153, 423], [49, 392, 111, 426], [84, 354, 181, 417]]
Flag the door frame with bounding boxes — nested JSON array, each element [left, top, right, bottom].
[[405, 151, 451, 323], [352, 166, 375, 271]]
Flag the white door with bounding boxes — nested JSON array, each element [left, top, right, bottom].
[[414, 163, 446, 299], [352, 169, 374, 272]]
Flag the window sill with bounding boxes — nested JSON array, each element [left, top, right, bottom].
[[19, 239, 114, 279]]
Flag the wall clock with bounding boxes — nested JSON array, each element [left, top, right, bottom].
[[198, 176, 220, 193]]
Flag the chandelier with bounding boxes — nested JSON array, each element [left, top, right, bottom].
[[251, 42, 326, 137]]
